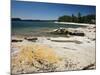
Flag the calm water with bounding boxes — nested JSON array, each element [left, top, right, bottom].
[[12, 21, 86, 37]]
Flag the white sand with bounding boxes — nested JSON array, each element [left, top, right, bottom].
[[54, 22, 95, 26]]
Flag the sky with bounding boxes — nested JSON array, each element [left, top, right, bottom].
[[11, 0, 96, 20]]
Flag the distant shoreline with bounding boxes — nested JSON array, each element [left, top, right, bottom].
[[54, 22, 95, 26]]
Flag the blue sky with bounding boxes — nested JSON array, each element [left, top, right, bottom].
[[11, 0, 96, 20]]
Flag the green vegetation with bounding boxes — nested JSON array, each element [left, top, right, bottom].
[[58, 12, 96, 24], [11, 18, 57, 22]]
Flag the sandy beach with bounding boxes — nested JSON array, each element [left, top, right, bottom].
[[54, 22, 95, 26], [11, 24, 96, 74]]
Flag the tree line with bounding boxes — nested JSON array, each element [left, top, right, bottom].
[[58, 12, 96, 24], [12, 18, 57, 22]]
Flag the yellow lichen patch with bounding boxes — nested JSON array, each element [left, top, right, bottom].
[[17, 44, 60, 64], [11, 43, 61, 74], [33, 45, 60, 64]]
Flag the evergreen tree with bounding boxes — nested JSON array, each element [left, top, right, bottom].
[[78, 12, 82, 23]]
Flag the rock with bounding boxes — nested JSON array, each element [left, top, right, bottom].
[[51, 28, 85, 36], [12, 39, 23, 42], [82, 63, 95, 70], [68, 30, 85, 36], [24, 37, 38, 42], [51, 28, 68, 34], [91, 38, 96, 41]]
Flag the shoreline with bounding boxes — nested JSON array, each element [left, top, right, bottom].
[[54, 21, 95, 26]]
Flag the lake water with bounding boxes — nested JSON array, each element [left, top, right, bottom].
[[12, 21, 86, 37]]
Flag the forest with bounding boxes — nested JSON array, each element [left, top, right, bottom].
[[58, 13, 96, 24]]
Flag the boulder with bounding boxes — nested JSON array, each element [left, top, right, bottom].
[[51, 28, 85, 36], [51, 28, 68, 34]]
